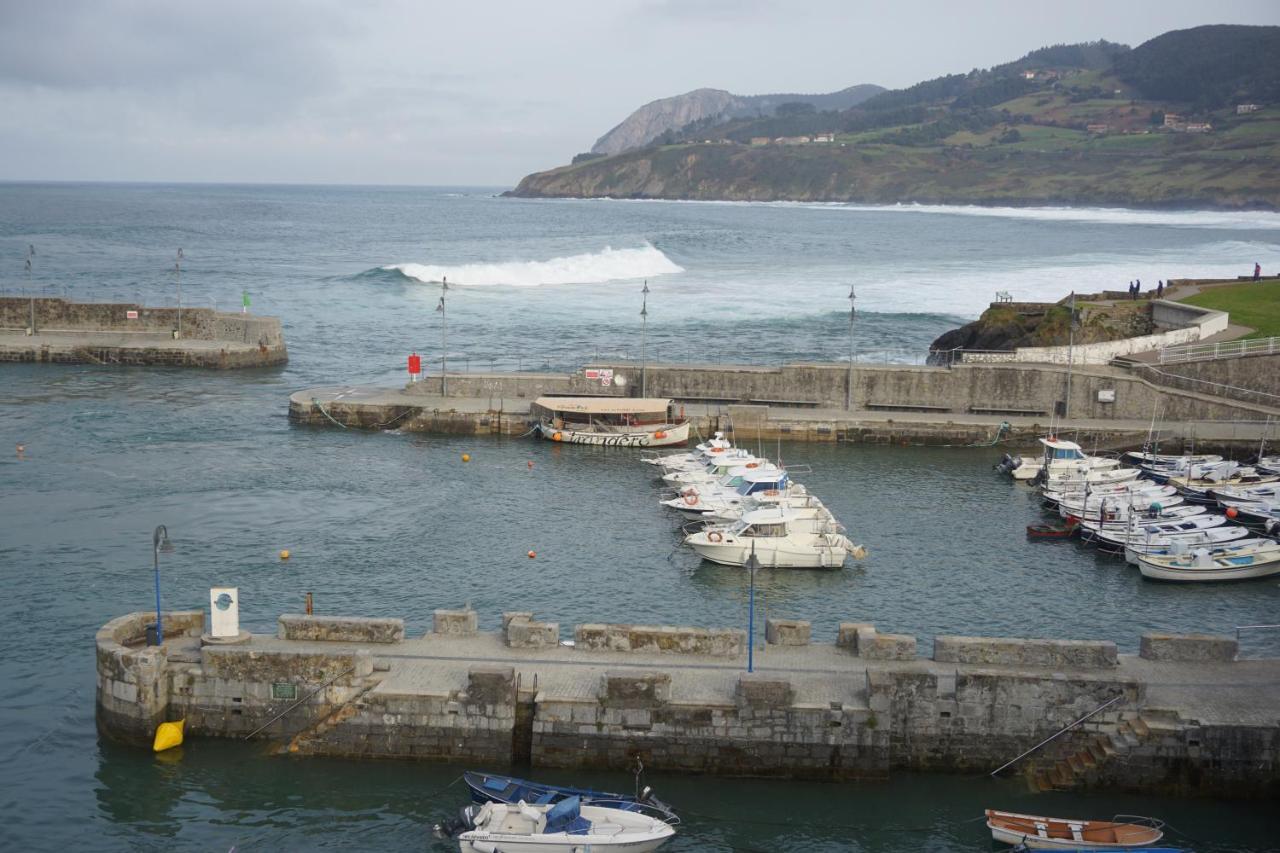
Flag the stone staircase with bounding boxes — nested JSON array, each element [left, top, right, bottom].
[[282, 675, 383, 754], [1026, 708, 1183, 792]]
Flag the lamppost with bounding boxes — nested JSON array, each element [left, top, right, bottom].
[[845, 286, 857, 410], [640, 280, 649, 397], [1063, 291, 1076, 419], [25, 244, 35, 334], [437, 276, 449, 396], [746, 542, 760, 673], [152, 525, 174, 645], [175, 248, 184, 338]]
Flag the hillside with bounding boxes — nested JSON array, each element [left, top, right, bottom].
[[590, 84, 884, 156], [510, 26, 1280, 209]]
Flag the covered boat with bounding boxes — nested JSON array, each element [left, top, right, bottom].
[[443, 796, 676, 853], [461, 771, 677, 823], [534, 397, 689, 448], [985, 809, 1164, 849]]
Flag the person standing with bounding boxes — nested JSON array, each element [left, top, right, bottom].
[[1255, 262, 1262, 281], [1157, 280, 1164, 298], [1135, 279, 1142, 299]]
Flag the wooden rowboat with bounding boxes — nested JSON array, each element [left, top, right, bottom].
[[1026, 520, 1078, 539], [986, 809, 1164, 849]]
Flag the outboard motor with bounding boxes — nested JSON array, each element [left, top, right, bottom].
[[433, 805, 480, 839]]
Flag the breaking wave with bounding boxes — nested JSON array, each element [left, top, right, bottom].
[[382, 244, 683, 287]]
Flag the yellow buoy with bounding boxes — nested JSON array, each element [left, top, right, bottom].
[[279, 549, 291, 560], [461, 453, 471, 462], [153, 718, 185, 752]]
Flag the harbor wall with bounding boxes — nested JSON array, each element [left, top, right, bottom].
[[1131, 352, 1280, 407], [96, 610, 1279, 795]]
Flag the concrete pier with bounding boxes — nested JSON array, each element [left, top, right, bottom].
[[1, 297, 287, 368], [97, 609, 1280, 797]]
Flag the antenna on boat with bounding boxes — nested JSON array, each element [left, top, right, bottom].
[[640, 280, 649, 398]]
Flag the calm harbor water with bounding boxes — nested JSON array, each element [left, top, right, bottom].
[[2, 184, 1280, 851]]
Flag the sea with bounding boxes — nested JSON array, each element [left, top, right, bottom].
[[2, 183, 1280, 852]]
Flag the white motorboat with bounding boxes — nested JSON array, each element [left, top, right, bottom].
[[662, 456, 772, 489], [1123, 451, 1223, 469], [446, 797, 676, 853], [659, 467, 789, 517], [701, 491, 832, 524], [1256, 455, 1280, 476], [1043, 466, 1140, 491], [1138, 544, 1280, 582], [641, 433, 750, 473], [1001, 438, 1121, 483], [1057, 486, 1181, 521], [1090, 514, 1232, 550], [1121, 525, 1255, 564], [1124, 536, 1280, 566], [1075, 504, 1206, 536], [534, 397, 690, 448], [1168, 466, 1280, 503], [684, 506, 859, 569]]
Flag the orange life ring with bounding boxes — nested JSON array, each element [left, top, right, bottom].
[[708, 531, 723, 542], [711, 447, 724, 454], [552, 431, 563, 442], [763, 489, 780, 496], [684, 494, 698, 506], [746, 462, 759, 468]]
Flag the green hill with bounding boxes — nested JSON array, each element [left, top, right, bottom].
[[508, 27, 1280, 209]]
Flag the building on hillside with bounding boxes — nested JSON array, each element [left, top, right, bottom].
[[1086, 123, 1109, 134], [1185, 122, 1213, 133], [1236, 103, 1262, 114], [1163, 113, 1183, 129], [749, 137, 770, 146], [775, 136, 812, 145], [1022, 71, 1036, 80], [813, 132, 835, 143]]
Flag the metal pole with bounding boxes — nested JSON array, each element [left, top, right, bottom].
[[26, 245, 35, 333], [175, 248, 184, 337], [438, 276, 449, 396], [1064, 291, 1075, 419], [641, 280, 649, 397], [746, 543, 760, 673], [846, 286, 856, 410], [152, 525, 170, 645]]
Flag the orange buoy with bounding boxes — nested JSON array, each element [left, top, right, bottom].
[[527, 550, 536, 559], [654, 430, 667, 440], [461, 453, 471, 462], [553, 432, 563, 442], [279, 549, 291, 560], [527, 460, 534, 469], [1226, 507, 1239, 519]]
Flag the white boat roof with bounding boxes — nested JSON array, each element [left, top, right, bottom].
[[741, 505, 799, 524], [536, 396, 671, 415], [1039, 437, 1083, 450]]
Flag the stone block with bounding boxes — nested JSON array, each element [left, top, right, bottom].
[[506, 618, 559, 649], [837, 622, 874, 648], [1139, 632, 1237, 663], [765, 618, 811, 646], [277, 614, 404, 644], [933, 635, 1117, 668], [433, 609, 478, 635], [861, 630, 917, 661], [736, 674, 794, 709], [574, 623, 744, 657], [600, 671, 671, 708], [502, 611, 534, 629], [467, 666, 514, 704]]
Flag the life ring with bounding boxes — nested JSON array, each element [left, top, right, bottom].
[[763, 489, 780, 496], [711, 447, 724, 454], [746, 462, 759, 468], [684, 494, 698, 506], [708, 531, 723, 542], [552, 431, 563, 442]]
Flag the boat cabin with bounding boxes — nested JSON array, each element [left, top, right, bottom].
[[534, 396, 680, 431], [733, 471, 789, 496], [1039, 437, 1087, 464], [730, 507, 799, 538]]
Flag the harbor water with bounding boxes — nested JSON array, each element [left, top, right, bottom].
[[3, 184, 1280, 851]]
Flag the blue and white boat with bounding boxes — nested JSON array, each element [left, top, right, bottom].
[[461, 770, 678, 823]]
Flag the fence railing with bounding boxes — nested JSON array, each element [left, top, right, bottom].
[[1159, 336, 1280, 365], [412, 349, 930, 376]]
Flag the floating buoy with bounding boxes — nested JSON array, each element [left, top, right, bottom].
[[527, 550, 536, 559], [153, 718, 185, 752], [552, 432, 562, 442], [1226, 507, 1239, 519], [279, 549, 291, 561], [15, 443, 24, 457], [527, 460, 534, 469], [461, 453, 471, 462]]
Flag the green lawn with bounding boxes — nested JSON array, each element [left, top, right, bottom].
[[1180, 280, 1280, 338]]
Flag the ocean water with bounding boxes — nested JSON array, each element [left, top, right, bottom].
[[2, 183, 1280, 852]]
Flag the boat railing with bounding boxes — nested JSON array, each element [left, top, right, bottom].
[[582, 797, 682, 825], [988, 693, 1127, 777]]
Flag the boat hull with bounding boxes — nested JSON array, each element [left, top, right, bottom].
[[537, 421, 690, 448]]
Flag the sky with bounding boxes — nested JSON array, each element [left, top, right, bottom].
[[1, 0, 1277, 187]]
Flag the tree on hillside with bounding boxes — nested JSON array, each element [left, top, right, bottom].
[[1113, 25, 1280, 108], [776, 102, 817, 117]]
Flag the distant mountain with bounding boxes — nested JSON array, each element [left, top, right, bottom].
[[1113, 24, 1280, 108], [590, 84, 884, 156]]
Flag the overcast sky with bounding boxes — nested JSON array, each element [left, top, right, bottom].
[[1, 0, 1276, 187]]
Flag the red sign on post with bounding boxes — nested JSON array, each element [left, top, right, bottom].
[[407, 352, 422, 379]]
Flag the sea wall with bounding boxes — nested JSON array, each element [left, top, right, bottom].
[[96, 611, 1280, 795], [0, 297, 284, 345]]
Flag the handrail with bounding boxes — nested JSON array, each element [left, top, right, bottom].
[[1133, 363, 1280, 406], [1236, 624, 1280, 642], [244, 665, 356, 740], [1159, 335, 1280, 364], [988, 693, 1125, 777]]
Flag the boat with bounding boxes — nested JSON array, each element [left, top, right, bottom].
[[1123, 450, 1222, 469], [660, 469, 799, 518], [1026, 521, 1078, 539], [1120, 525, 1255, 563], [1074, 505, 1206, 536], [1001, 438, 1122, 484], [641, 432, 748, 473], [533, 397, 689, 448], [1137, 544, 1280, 582], [460, 770, 677, 823], [684, 505, 858, 569], [1256, 454, 1280, 476], [1090, 514, 1232, 551], [985, 809, 1164, 849], [1168, 466, 1280, 503], [1043, 467, 1141, 491], [661, 455, 770, 487], [440, 796, 676, 853]]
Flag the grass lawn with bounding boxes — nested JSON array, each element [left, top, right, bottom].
[[1179, 280, 1280, 339]]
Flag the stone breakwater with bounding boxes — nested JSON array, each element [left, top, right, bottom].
[[0, 297, 287, 368], [97, 609, 1280, 797]]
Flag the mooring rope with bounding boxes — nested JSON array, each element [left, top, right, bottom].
[[310, 396, 348, 430]]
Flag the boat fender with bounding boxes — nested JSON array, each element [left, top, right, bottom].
[[708, 531, 723, 542], [654, 430, 667, 440], [763, 489, 779, 496], [684, 494, 698, 506], [553, 432, 563, 442]]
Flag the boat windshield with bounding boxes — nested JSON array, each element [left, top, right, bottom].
[[736, 476, 786, 496], [1047, 447, 1085, 461], [740, 521, 786, 538]]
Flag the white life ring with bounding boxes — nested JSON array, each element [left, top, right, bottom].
[[708, 531, 723, 543]]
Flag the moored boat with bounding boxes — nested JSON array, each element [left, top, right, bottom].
[[684, 505, 858, 569], [460, 770, 677, 823], [985, 809, 1164, 849], [441, 796, 676, 853], [534, 397, 689, 448], [1137, 544, 1280, 582]]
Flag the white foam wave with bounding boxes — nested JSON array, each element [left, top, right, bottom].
[[385, 245, 683, 287]]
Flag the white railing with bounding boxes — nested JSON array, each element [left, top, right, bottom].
[[1159, 336, 1280, 365]]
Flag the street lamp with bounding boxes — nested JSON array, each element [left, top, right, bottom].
[[1063, 291, 1076, 419], [25, 244, 35, 334], [640, 280, 649, 397], [175, 248, 184, 338], [746, 541, 760, 673], [437, 276, 449, 396], [152, 525, 174, 645], [846, 286, 857, 410]]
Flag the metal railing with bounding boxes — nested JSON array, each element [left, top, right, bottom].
[[412, 349, 930, 376], [1132, 363, 1280, 408], [988, 693, 1126, 776], [1159, 336, 1280, 365]]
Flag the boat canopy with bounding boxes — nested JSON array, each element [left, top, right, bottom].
[[1040, 437, 1086, 461], [535, 396, 673, 415], [735, 472, 789, 496]]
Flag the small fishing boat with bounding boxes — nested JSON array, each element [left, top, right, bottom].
[[440, 796, 676, 853], [985, 809, 1164, 849], [1137, 544, 1280, 582], [1256, 454, 1280, 476], [1090, 514, 1232, 551], [1026, 521, 1078, 539], [461, 770, 677, 822], [1120, 525, 1254, 563], [1168, 466, 1280, 503], [534, 397, 689, 448]]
